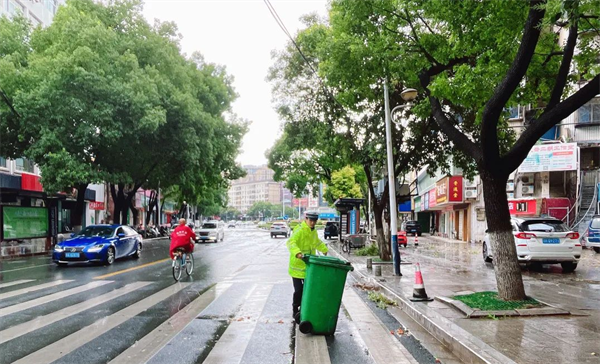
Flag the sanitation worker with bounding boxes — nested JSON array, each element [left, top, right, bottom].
[[287, 211, 328, 318]]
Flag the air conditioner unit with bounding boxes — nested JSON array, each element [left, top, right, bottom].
[[506, 182, 515, 191], [522, 185, 534, 194], [465, 189, 478, 200], [520, 174, 534, 184], [507, 192, 515, 199], [464, 177, 479, 189]]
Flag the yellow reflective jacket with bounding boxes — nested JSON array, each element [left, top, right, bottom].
[[287, 221, 328, 278]]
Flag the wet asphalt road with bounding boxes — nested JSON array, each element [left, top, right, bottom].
[[0, 226, 435, 364]]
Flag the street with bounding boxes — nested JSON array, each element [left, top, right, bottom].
[[0, 227, 439, 364]]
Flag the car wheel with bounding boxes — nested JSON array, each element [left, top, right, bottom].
[[594, 247, 600, 253], [418, 232, 422, 237], [561, 262, 577, 273], [482, 243, 492, 263], [106, 247, 115, 265], [133, 242, 142, 259], [271, 234, 274, 238]]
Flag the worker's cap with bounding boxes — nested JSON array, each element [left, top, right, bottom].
[[305, 212, 319, 221]]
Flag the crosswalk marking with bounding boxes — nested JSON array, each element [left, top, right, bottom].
[[0, 279, 73, 301], [12, 282, 191, 364], [0, 280, 113, 318], [0, 279, 35, 289], [109, 282, 232, 364], [0, 281, 151, 345], [342, 288, 418, 364], [202, 284, 273, 364], [295, 326, 332, 364]]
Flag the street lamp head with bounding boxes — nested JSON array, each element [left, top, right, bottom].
[[400, 88, 418, 102]]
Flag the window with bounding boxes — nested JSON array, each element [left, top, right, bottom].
[[44, 0, 57, 14], [15, 158, 35, 173], [507, 106, 521, 119], [0, 157, 7, 168], [29, 14, 41, 28], [578, 103, 600, 124], [7, 0, 24, 15]]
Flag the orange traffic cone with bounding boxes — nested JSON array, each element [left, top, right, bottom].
[[414, 233, 419, 246], [410, 263, 433, 302]]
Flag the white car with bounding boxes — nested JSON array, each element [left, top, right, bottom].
[[196, 221, 225, 243], [482, 217, 581, 272], [270, 222, 291, 238]]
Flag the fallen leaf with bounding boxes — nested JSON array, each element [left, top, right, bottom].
[[396, 328, 404, 335], [390, 330, 394, 335], [592, 353, 597, 356], [278, 320, 284, 324], [435, 359, 441, 363]]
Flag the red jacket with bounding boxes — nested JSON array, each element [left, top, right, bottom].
[[169, 225, 196, 259]]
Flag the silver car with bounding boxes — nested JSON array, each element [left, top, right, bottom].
[[196, 221, 225, 243], [483, 217, 582, 272]]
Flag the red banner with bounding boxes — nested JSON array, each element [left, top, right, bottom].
[[428, 189, 437, 208], [89, 201, 105, 210], [508, 199, 536, 215], [21, 173, 43, 192], [449, 176, 463, 202]]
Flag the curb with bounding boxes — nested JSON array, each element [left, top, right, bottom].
[[330, 246, 518, 364], [435, 296, 571, 318]]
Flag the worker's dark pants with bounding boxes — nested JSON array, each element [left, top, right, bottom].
[[292, 278, 304, 314]]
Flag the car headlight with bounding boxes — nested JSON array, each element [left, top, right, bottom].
[[87, 244, 106, 252], [54, 245, 65, 252]]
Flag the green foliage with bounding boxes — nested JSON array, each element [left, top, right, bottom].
[[355, 244, 379, 256], [367, 291, 397, 310], [0, 0, 247, 201], [323, 165, 363, 202], [246, 201, 297, 220], [453, 291, 541, 311]]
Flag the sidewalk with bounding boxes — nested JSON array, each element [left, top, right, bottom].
[[330, 238, 600, 364]]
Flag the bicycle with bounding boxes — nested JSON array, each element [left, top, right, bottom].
[[172, 247, 194, 281]]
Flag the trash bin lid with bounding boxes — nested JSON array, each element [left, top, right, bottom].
[[303, 255, 354, 271]]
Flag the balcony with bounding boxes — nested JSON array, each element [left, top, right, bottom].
[[560, 122, 600, 144]]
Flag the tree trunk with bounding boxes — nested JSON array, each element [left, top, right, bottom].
[[481, 170, 526, 301], [73, 183, 88, 228], [145, 191, 157, 226], [372, 201, 391, 261], [126, 193, 137, 226]]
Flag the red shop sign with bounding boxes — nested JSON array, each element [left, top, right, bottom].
[[448, 176, 463, 202], [508, 200, 536, 215], [89, 201, 105, 210]]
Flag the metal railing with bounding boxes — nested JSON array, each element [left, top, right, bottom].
[[571, 175, 598, 231], [563, 175, 583, 228]]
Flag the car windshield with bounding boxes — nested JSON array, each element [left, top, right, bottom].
[[591, 218, 600, 229], [520, 220, 568, 233], [202, 223, 217, 229], [77, 226, 115, 238]]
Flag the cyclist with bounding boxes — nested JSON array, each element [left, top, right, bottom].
[[169, 218, 196, 259]]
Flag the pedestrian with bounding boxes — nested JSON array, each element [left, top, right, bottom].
[[287, 211, 328, 319]]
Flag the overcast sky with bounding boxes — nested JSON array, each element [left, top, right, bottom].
[[142, 0, 328, 166]]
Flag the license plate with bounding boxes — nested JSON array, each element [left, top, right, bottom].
[[542, 238, 560, 244], [65, 252, 80, 258]]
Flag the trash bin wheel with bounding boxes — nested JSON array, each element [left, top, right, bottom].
[[299, 320, 313, 334], [294, 312, 300, 324]]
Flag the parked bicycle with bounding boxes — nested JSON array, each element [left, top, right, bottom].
[[172, 247, 194, 281]]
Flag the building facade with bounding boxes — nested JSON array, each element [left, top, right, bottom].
[[1, 0, 63, 27], [227, 165, 283, 213]]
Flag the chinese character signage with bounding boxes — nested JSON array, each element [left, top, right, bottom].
[[519, 143, 578, 172], [449, 176, 463, 202], [429, 189, 437, 208], [436, 178, 448, 204], [508, 199, 536, 215], [414, 197, 421, 212], [89, 201, 105, 210]]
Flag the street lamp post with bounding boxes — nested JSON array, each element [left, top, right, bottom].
[[384, 81, 418, 276]]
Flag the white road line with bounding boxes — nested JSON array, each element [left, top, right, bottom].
[[0, 279, 35, 289], [0, 281, 151, 344], [295, 326, 332, 364], [342, 288, 418, 364], [0, 280, 73, 301], [0, 280, 113, 318], [110, 282, 232, 364], [202, 284, 273, 364], [13, 282, 191, 364]]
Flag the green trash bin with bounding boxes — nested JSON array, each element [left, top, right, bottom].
[[296, 255, 354, 335]]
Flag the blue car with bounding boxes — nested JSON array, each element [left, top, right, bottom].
[[53, 224, 143, 266], [585, 215, 600, 254]]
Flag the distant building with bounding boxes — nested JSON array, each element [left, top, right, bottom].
[[1, 0, 64, 27], [228, 165, 284, 213]]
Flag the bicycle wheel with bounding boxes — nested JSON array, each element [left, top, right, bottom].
[[172, 257, 183, 281], [185, 253, 194, 276]]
